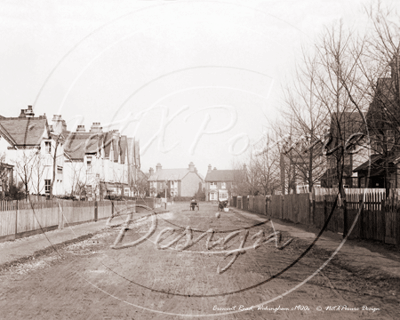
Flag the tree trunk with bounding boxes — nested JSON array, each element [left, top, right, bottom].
[[50, 139, 59, 200]]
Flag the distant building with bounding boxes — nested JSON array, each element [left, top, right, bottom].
[[204, 165, 238, 201], [148, 162, 203, 198]]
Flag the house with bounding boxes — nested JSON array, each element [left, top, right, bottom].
[[353, 54, 400, 189], [0, 107, 141, 200], [0, 106, 65, 196], [320, 111, 368, 188], [204, 165, 239, 201], [64, 122, 140, 199], [148, 162, 203, 198]]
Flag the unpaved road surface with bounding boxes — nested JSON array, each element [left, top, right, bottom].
[[0, 202, 398, 319]]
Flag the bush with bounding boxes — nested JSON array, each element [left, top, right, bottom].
[[5, 182, 26, 200]]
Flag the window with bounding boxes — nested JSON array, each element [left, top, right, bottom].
[[45, 141, 51, 154], [87, 156, 92, 172], [221, 182, 226, 189], [45, 179, 51, 194], [387, 130, 395, 151]]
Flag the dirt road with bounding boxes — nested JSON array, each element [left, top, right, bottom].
[[0, 202, 398, 319]]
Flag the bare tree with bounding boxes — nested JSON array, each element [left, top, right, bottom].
[[14, 149, 37, 197], [32, 152, 46, 195], [280, 50, 330, 192], [251, 133, 282, 195], [49, 134, 63, 199], [311, 21, 368, 199]]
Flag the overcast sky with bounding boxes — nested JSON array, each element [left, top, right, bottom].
[[1, 0, 396, 177]]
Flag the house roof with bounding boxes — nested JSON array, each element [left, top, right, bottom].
[[148, 168, 202, 181], [120, 135, 127, 164], [64, 132, 102, 160], [103, 131, 120, 161], [353, 153, 398, 173], [326, 112, 367, 152], [205, 170, 238, 182], [0, 117, 49, 146]]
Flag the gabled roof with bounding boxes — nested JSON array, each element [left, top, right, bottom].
[[205, 170, 238, 182], [127, 137, 140, 168], [0, 117, 49, 146], [120, 135, 127, 164], [148, 168, 203, 182], [326, 112, 366, 151], [353, 153, 398, 173], [103, 131, 119, 161], [64, 132, 102, 160], [148, 168, 190, 181]]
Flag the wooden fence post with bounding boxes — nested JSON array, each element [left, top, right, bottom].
[[343, 199, 348, 238], [15, 200, 18, 240], [311, 199, 315, 226], [94, 200, 98, 222], [359, 197, 364, 239], [58, 202, 64, 230]]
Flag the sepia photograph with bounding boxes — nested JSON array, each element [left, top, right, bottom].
[[0, 0, 399, 319]]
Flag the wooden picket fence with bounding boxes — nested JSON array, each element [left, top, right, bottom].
[[0, 198, 156, 242], [230, 188, 400, 246]]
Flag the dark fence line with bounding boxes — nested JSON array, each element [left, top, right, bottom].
[[230, 193, 400, 246], [0, 198, 156, 243]]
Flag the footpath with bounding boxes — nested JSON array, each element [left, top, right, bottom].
[[0, 208, 167, 268], [231, 207, 400, 280]]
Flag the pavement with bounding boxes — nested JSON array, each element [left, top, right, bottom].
[[1, 204, 400, 282], [0, 207, 167, 268], [231, 207, 400, 280]]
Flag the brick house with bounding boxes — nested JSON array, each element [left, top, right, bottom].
[[148, 162, 203, 198]]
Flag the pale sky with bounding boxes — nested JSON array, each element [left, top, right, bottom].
[[0, 0, 394, 177]]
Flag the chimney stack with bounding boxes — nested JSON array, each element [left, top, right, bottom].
[[76, 125, 86, 132], [149, 167, 154, 176], [25, 105, 34, 117], [90, 122, 103, 133], [52, 114, 67, 135], [189, 162, 195, 172], [208, 164, 212, 173], [156, 163, 162, 172]]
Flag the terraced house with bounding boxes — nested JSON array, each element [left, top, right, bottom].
[[0, 107, 140, 199]]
